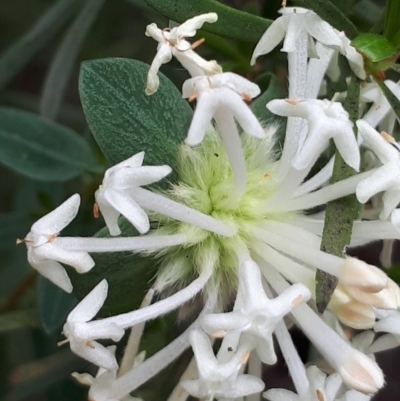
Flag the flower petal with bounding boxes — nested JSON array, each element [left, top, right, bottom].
[[32, 259, 73, 293]]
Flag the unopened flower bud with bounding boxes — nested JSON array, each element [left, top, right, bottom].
[[339, 258, 388, 293]]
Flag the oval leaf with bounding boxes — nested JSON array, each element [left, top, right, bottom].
[[351, 33, 397, 62], [140, 0, 271, 43], [79, 58, 192, 169], [0, 107, 97, 181], [37, 276, 78, 334]]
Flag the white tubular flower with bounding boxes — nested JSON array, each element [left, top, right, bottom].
[[356, 120, 400, 220], [181, 329, 264, 400], [267, 98, 360, 171], [183, 73, 265, 193], [23, 194, 94, 293], [72, 346, 141, 401], [183, 73, 264, 146], [201, 259, 310, 364], [95, 152, 172, 236], [145, 13, 221, 95], [251, 7, 341, 64], [62, 280, 125, 370]]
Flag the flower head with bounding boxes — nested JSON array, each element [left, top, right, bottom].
[[23, 194, 94, 292]]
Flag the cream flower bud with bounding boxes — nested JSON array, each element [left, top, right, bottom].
[[338, 258, 388, 293]]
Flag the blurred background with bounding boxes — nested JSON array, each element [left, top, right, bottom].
[[0, 0, 397, 400]]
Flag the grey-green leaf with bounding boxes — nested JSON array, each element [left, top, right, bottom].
[[37, 277, 78, 334], [0, 0, 81, 90], [0, 107, 97, 181], [79, 58, 193, 169]]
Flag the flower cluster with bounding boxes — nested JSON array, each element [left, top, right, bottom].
[[21, 7, 400, 401]]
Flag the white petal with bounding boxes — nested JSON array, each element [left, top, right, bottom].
[[251, 18, 286, 65], [189, 330, 218, 381], [104, 189, 150, 234], [95, 190, 121, 236], [31, 194, 80, 237], [70, 338, 118, 370], [145, 23, 164, 42], [390, 209, 400, 231], [263, 388, 299, 401], [32, 259, 73, 293], [146, 44, 172, 95], [282, 14, 305, 53], [201, 312, 249, 334], [34, 242, 94, 274], [256, 338, 276, 365], [381, 189, 400, 220], [306, 14, 342, 49], [222, 375, 265, 398], [185, 91, 219, 146], [175, 13, 218, 39], [180, 380, 205, 399], [209, 72, 261, 98], [332, 124, 360, 172], [356, 163, 399, 203], [115, 165, 172, 188], [221, 91, 265, 139], [107, 152, 145, 176], [357, 119, 399, 163], [67, 279, 108, 323]]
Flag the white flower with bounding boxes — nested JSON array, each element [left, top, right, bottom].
[[181, 329, 264, 400], [267, 98, 360, 171], [356, 120, 400, 219], [201, 259, 310, 364], [182, 73, 266, 193], [183, 73, 265, 146], [251, 7, 342, 64], [145, 13, 221, 95], [62, 280, 125, 370], [72, 346, 142, 401], [95, 152, 172, 235], [23, 194, 94, 293]]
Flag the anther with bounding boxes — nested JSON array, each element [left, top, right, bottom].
[[93, 202, 100, 218]]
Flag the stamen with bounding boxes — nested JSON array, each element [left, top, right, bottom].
[[57, 338, 70, 347], [85, 340, 95, 349], [188, 92, 198, 102], [285, 98, 298, 105], [241, 350, 251, 365], [211, 330, 227, 338], [93, 202, 99, 218], [316, 389, 325, 401], [191, 37, 205, 50], [241, 92, 252, 103], [48, 233, 57, 243]]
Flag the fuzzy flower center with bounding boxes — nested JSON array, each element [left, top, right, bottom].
[[151, 130, 295, 304]]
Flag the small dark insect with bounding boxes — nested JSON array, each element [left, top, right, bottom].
[[214, 153, 219, 157], [227, 347, 233, 352]]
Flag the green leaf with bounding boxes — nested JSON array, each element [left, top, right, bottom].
[[70, 219, 157, 314], [0, 212, 34, 251], [377, 80, 400, 122], [384, 0, 400, 44], [0, 107, 97, 181], [0, 0, 81, 90], [298, 0, 358, 39], [351, 33, 397, 62], [37, 277, 77, 334], [40, 0, 106, 120], [140, 0, 272, 43], [79, 58, 192, 170]]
